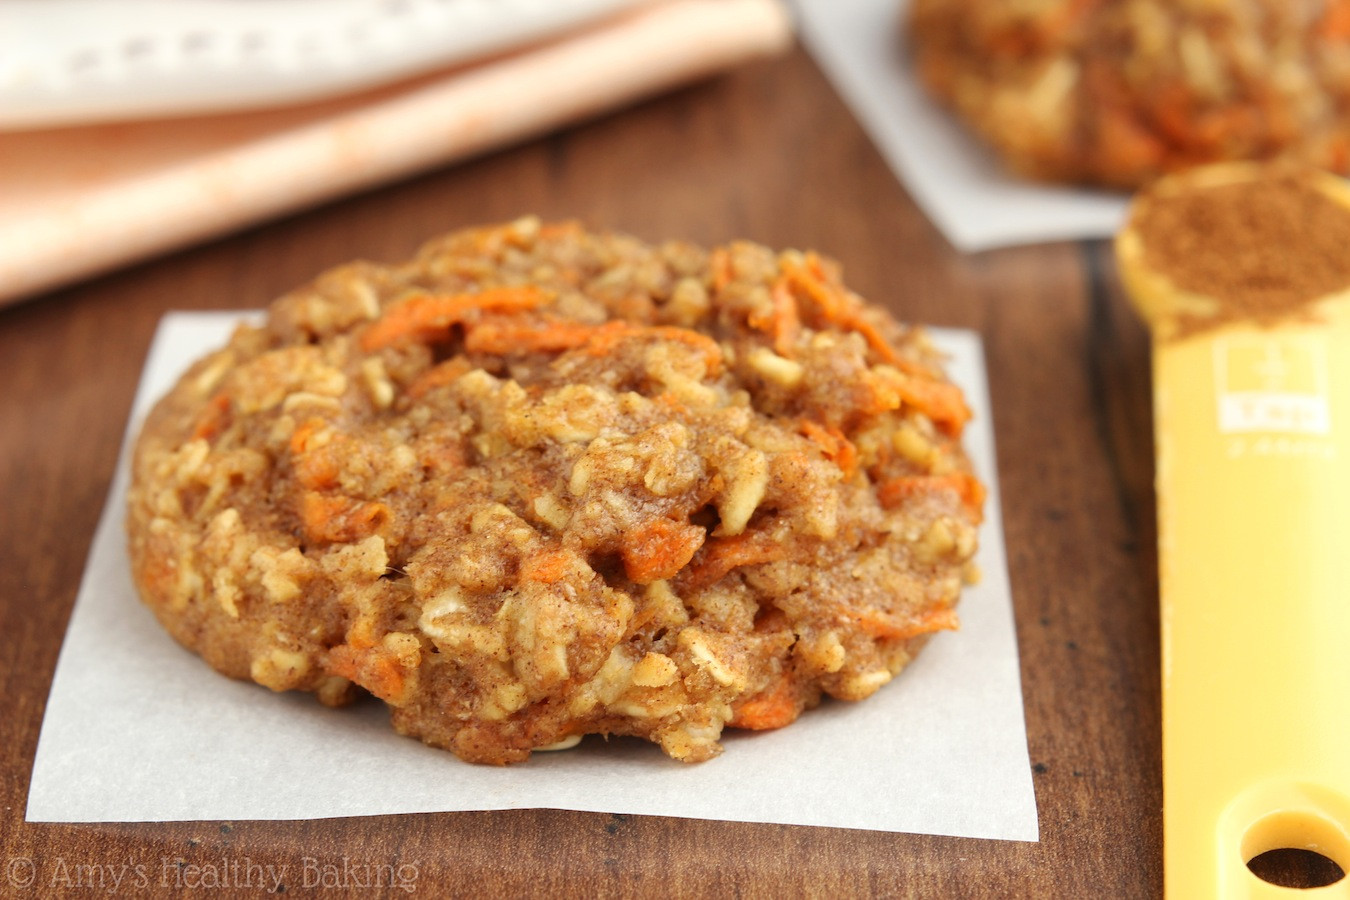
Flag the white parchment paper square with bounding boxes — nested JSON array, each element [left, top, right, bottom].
[[27, 312, 1037, 840], [793, 0, 1129, 251]]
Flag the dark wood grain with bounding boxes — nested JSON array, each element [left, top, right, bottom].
[[0, 46, 1175, 897]]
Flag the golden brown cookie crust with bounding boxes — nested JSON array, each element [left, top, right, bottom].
[[126, 218, 983, 765]]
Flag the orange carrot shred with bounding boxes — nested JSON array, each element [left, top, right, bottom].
[[327, 645, 408, 704], [798, 420, 833, 450], [288, 418, 324, 456], [191, 392, 231, 441], [891, 355, 942, 380], [710, 248, 734, 292], [729, 674, 799, 731], [848, 316, 902, 365], [861, 368, 971, 437], [464, 319, 600, 355], [538, 221, 584, 241], [833, 430, 859, 477], [876, 473, 985, 521], [685, 532, 786, 590], [300, 492, 390, 544], [521, 550, 573, 584], [1321, 0, 1350, 40], [135, 553, 176, 601], [1095, 107, 1166, 176], [772, 281, 803, 355], [799, 420, 859, 479], [856, 606, 959, 642], [780, 254, 908, 365], [295, 449, 339, 491], [749, 278, 803, 357], [622, 518, 706, 584], [406, 357, 474, 399], [360, 286, 551, 352], [895, 376, 972, 437], [783, 255, 849, 322], [585, 323, 723, 373], [289, 419, 341, 489]]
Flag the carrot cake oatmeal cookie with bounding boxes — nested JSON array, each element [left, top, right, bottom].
[[909, 0, 1350, 188], [126, 218, 984, 765]]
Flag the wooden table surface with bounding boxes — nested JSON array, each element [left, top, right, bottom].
[[0, 43, 1318, 898]]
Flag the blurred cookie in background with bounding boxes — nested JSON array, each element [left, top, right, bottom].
[[909, 0, 1350, 188]]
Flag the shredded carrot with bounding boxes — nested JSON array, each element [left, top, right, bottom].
[[859, 368, 971, 437], [804, 426, 841, 464], [856, 606, 959, 642], [579, 322, 671, 357], [848, 316, 902, 366], [729, 674, 798, 731], [464, 319, 600, 355], [295, 450, 339, 491], [1143, 79, 1268, 159], [288, 418, 323, 456], [684, 532, 787, 590], [833, 434, 858, 477], [1321, 0, 1350, 39], [805, 255, 902, 363], [891, 355, 941, 380], [654, 391, 693, 418], [1331, 136, 1350, 174], [326, 645, 408, 704], [360, 286, 551, 352], [538, 221, 583, 241], [773, 280, 803, 355], [985, 0, 1087, 56], [985, 29, 1036, 58], [859, 370, 903, 417], [135, 552, 176, 600], [406, 357, 474, 399], [896, 376, 972, 437], [710, 248, 734, 292], [288, 419, 340, 489], [521, 549, 574, 585], [582, 323, 723, 373], [780, 254, 906, 364], [749, 279, 803, 356], [1150, 82, 1195, 147], [782, 254, 848, 321], [799, 420, 859, 479], [326, 646, 362, 679], [300, 492, 390, 544], [621, 518, 706, 584], [190, 392, 231, 441], [1192, 106, 1262, 152], [345, 620, 378, 651], [1094, 107, 1166, 176], [876, 473, 985, 521]]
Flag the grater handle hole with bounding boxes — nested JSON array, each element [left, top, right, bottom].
[[1248, 848, 1345, 890]]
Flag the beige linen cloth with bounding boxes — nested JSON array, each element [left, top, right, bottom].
[[0, 0, 792, 305]]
